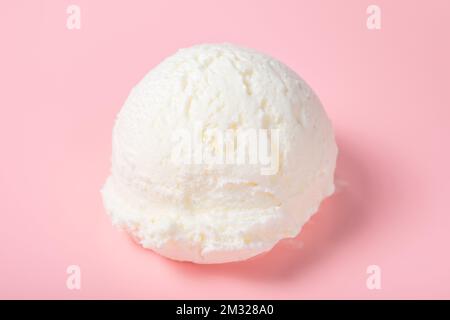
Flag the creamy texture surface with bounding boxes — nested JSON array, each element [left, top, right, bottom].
[[101, 43, 338, 263]]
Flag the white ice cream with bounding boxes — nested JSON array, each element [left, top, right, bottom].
[[101, 43, 337, 263]]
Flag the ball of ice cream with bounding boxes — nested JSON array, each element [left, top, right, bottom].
[[101, 43, 337, 263]]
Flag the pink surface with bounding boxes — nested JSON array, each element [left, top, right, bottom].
[[1, 0, 449, 299]]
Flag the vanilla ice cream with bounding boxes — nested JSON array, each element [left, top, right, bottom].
[[101, 43, 337, 263]]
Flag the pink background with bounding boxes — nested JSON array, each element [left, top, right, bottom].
[[1, 0, 449, 299]]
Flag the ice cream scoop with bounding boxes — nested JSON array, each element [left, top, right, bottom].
[[101, 43, 338, 263]]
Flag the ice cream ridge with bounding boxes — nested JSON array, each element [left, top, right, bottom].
[[101, 43, 338, 263]]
